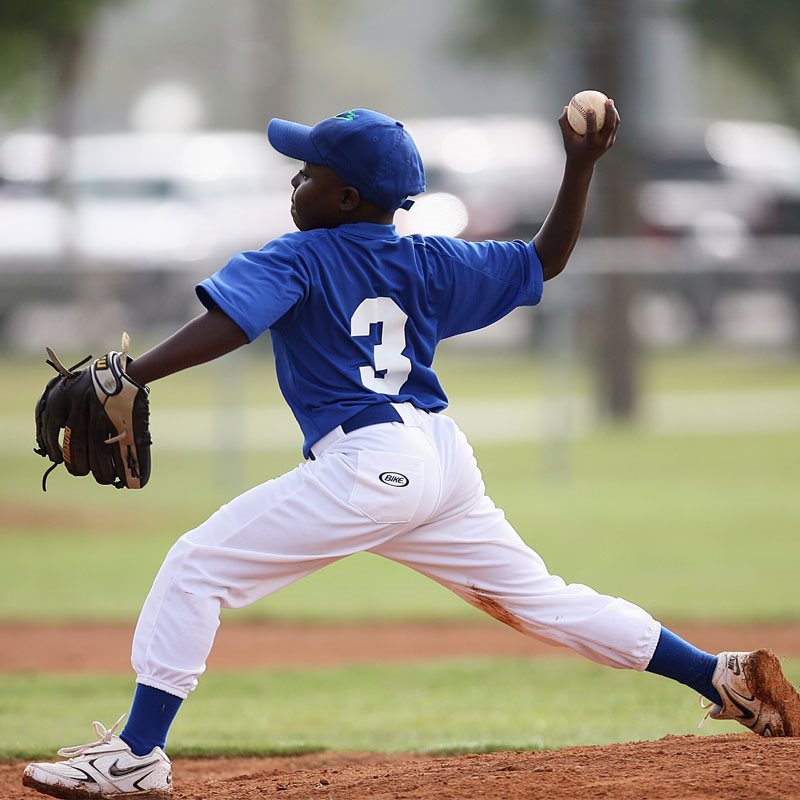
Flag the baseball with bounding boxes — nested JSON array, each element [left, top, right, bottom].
[[567, 90, 608, 135]]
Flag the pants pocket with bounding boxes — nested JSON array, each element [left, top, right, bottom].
[[349, 450, 425, 524]]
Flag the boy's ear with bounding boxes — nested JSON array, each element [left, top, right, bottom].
[[340, 186, 361, 211]]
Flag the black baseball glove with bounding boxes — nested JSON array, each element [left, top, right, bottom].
[[34, 333, 152, 491]]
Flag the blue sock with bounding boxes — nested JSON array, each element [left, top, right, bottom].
[[645, 627, 722, 706], [120, 684, 183, 756]]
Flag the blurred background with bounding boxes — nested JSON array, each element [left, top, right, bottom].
[[1, 0, 799, 478], [1, 0, 799, 424]]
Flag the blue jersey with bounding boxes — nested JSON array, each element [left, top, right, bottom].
[[197, 222, 543, 457]]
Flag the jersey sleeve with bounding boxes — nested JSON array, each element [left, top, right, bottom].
[[428, 237, 544, 339], [196, 234, 309, 342]]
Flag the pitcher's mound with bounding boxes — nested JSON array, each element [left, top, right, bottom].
[[7, 734, 800, 799]]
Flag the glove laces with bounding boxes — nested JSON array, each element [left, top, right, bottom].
[[57, 714, 126, 758], [697, 694, 719, 728]]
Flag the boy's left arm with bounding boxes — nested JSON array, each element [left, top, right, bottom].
[[534, 99, 620, 281], [126, 307, 249, 385]]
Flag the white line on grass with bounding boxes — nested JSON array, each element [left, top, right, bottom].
[[6, 388, 800, 454]]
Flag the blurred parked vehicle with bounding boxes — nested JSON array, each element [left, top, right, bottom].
[[0, 129, 295, 271], [705, 120, 800, 236], [66, 131, 296, 267], [0, 129, 299, 338], [638, 120, 800, 248], [402, 116, 800, 246], [2, 119, 798, 338], [0, 132, 65, 264], [637, 120, 800, 327], [402, 115, 563, 240]]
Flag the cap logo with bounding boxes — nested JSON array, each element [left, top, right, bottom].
[[334, 110, 359, 121]]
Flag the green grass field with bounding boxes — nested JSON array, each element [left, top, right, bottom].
[[2, 345, 799, 757], [1, 426, 799, 622], [4, 657, 785, 760]]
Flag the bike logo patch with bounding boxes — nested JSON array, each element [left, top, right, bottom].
[[379, 471, 409, 487]]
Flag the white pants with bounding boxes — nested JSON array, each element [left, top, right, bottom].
[[132, 404, 660, 698]]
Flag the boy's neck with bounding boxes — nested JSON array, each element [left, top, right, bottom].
[[346, 207, 395, 226]]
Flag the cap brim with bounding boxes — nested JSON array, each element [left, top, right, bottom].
[[267, 118, 321, 163]]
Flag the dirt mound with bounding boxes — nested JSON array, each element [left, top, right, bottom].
[[4, 734, 800, 799]]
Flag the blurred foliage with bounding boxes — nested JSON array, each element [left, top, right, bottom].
[[0, 0, 124, 119], [454, 0, 800, 125], [450, 0, 547, 64], [683, 0, 800, 126]]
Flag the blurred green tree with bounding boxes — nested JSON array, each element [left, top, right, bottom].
[[0, 0, 125, 269], [0, 0, 124, 132], [457, 0, 800, 127], [451, 0, 547, 64], [684, 0, 800, 126]]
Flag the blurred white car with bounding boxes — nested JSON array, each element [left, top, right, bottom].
[[66, 131, 295, 267], [0, 130, 296, 270], [0, 132, 65, 265]]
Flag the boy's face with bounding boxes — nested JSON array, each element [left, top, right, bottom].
[[290, 162, 350, 231]]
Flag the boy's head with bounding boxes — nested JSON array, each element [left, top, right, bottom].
[[268, 109, 425, 230]]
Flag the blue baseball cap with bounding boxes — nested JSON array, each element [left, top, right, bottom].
[[267, 109, 425, 211]]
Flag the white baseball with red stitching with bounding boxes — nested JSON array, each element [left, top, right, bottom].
[[567, 90, 608, 134]]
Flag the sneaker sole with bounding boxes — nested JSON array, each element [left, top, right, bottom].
[[22, 772, 172, 800], [745, 649, 800, 736]]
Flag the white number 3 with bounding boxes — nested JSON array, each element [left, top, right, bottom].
[[350, 297, 411, 394]]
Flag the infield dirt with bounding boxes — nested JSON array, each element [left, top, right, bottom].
[[2, 619, 800, 673], [4, 735, 800, 799], [3, 620, 800, 799]]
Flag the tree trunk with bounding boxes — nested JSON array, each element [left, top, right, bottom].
[[577, 0, 641, 421]]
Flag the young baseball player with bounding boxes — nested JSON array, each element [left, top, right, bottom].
[[24, 105, 800, 798]]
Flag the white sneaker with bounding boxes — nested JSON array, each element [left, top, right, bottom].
[[705, 650, 800, 736], [22, 716, 172, 798]]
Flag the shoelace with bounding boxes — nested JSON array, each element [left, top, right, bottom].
[[57, 714, 126, 759]]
